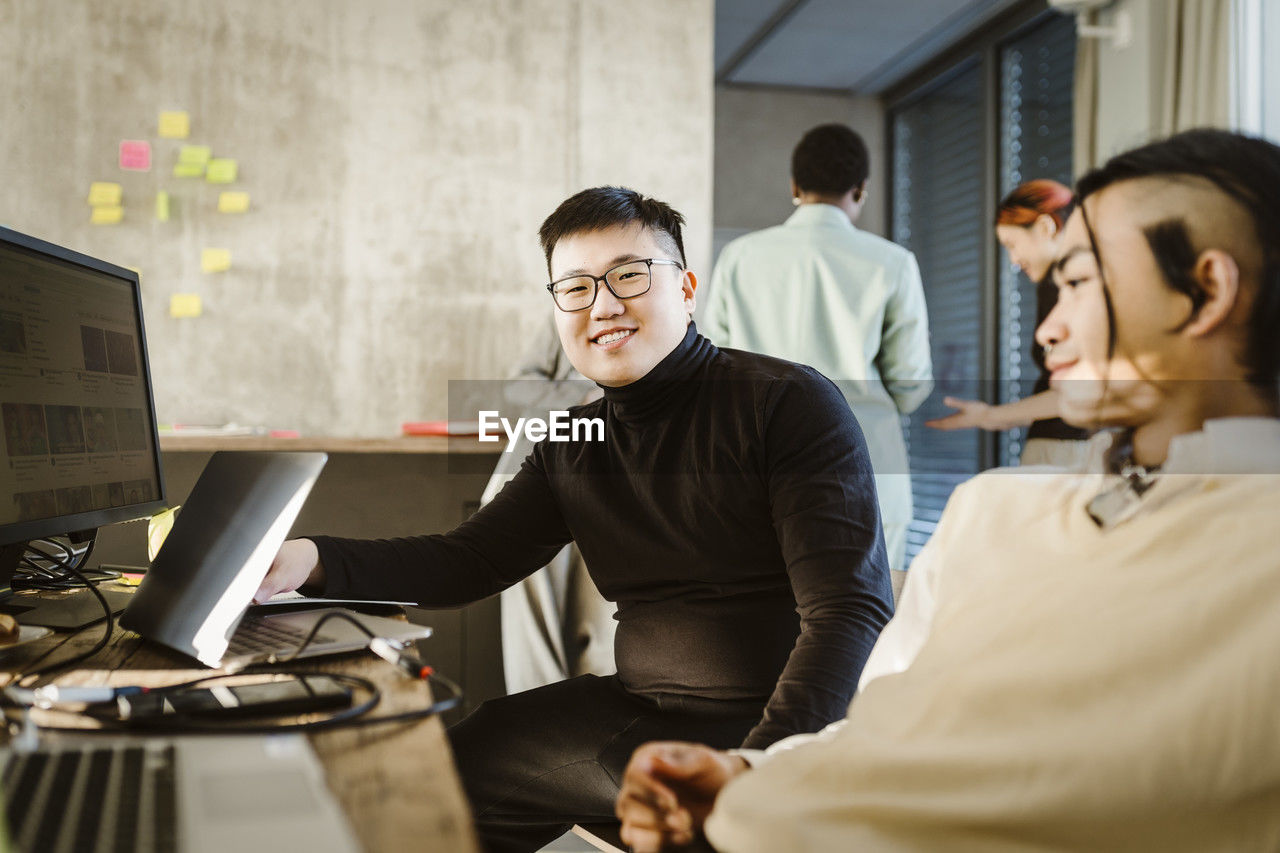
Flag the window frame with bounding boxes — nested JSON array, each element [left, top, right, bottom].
[[885, 2, 1080, 564], [885, 1, 1068, 472]]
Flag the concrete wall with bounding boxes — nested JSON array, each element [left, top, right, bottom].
[[712, 85, 887, 249], [1092, 0, 1169, 160], [0, 0, 714, 435]]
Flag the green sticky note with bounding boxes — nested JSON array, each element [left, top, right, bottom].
[[155, 191, 170, 222], [205, 158, 238, 184], [173, 161, 204, 178], [178, 144, 211, 165]]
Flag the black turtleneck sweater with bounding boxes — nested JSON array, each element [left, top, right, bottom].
[[311, 324, 893, 748]]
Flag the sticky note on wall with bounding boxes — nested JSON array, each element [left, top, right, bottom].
[[201, 248, 231, 273], [119, 140, 151, 171], [178, 145, 211, 165], [90, 206, 123, 225], [217, 191, 250, 213], [170, 294, 202, 318], [205, 158, 238, 184], [155, 191, 170, 222], [87, 182, 122, 206], [158, 110, 190, 139], [174, 145, 210, 176]]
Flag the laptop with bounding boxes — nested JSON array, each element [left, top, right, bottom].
[[120, 452, 431, 669], [1, 733, 360, 852]]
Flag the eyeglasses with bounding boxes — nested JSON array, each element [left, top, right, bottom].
[[546, 258, 683, 312]]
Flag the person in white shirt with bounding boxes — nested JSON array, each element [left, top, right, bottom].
[[704, 123, 932, 580], [615, 128, 1280, 852]]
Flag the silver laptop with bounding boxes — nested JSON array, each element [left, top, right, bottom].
[[1, 733, 359, 852], [120, 451, 430, 669]]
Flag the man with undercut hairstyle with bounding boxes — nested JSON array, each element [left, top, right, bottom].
[[257, 186, 894, 852], [617, 128, 1280, 851]]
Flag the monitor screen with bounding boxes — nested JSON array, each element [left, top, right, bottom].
[[0, 227, 166, 549]]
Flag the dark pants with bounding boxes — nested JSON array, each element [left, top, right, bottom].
[[448, 674, 761, 853]]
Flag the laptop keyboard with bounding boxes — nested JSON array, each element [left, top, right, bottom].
[[2, 742, 177, 852], [226, 614, 336, 658]]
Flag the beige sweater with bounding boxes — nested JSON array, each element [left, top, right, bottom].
[[708, 418, 1280, 852]]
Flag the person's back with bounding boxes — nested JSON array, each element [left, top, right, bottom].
[[710, 209, 918, 404], [705, 123, 932, 579]]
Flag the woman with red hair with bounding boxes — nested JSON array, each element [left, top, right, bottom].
[[927, 179, 1089, 465]]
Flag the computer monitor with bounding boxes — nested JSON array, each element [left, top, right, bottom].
[[0, 226, 166, 594]]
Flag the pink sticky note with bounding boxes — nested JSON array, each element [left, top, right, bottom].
[[119, 140, 152, 171]]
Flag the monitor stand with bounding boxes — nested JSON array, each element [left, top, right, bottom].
[[0, 540, 132, 630]]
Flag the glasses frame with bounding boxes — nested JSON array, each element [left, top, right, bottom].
[[546, 257, 683, 312]]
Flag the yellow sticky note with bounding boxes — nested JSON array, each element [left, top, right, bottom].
[[201, 248, 231, 273], [205, 158, 238, 184], [90, 206, 123, 225], [147, 505, 180, 560], [87, 182, 122, 206], [217, 191, 250, 213], [155, 191, 170, 222], [169, 294, 202, 319], [158, 110, 190, 139], [178, 144, 211, 166], [173, 161, 204, 178]]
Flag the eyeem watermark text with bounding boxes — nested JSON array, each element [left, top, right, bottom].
[[478, 410, 605, 452]]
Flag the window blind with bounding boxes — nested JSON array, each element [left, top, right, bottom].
[[997, 13, 1078, 466], [890, 62, 985, 561]]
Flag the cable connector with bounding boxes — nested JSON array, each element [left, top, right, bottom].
[[5, 685, 148, 709], [368, 638, 434, 680]]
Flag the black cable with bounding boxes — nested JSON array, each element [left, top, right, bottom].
[[13, 545, 114, 688], [80, 671, 382, 735], [268, 609, 378, 663], [11, 566, 120, 591], [12, 538, 114, 591], [20, 667, 462, 735], [8, 605, 463, 733]]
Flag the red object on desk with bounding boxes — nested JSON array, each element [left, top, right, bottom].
[[401, 421, 481, 437]]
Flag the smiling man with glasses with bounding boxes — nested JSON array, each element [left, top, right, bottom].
[[257, 186, 893, 852]]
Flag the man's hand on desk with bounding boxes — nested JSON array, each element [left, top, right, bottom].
[[616, 742, 749, 852], [254, 538, 326, 603]]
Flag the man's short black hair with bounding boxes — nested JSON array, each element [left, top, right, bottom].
[[1076, 128, 1280, 388], [791, 124, 870, 197], [538, 186, 686, 274]]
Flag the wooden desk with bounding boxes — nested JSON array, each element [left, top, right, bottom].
[[157, 435, 503, 455], [0, 587, 481, 853]]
